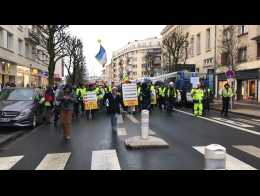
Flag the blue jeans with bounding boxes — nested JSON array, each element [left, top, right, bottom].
[[110, 113, 117, 130]]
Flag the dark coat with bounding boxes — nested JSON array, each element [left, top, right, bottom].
[[107, 93, 122, 114]]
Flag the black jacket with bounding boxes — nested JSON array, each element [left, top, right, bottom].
[[107, 93, 122, 114]]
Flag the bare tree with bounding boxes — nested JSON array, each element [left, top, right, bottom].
[[162, 30, 189, 73], [64, 36, 87, 85], [218, 25, 240, 70], [144, 50, 156, 77], [30, 25, 69, 85]]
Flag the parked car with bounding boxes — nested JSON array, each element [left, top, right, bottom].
[[0, 88, 44, 128]]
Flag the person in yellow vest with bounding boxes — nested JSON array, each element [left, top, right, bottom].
[[220, 83, 234, 117], [76, 83, 87, 116], [85, 83, 98, 120], [158, 84, 167, 110], [191, 83, 204, 116]]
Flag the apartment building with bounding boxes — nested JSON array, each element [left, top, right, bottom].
[[0, 25, 48, 87], [112, 37, 161, 83], [161, 25, 260, 103], [102, 63, 113, 83]]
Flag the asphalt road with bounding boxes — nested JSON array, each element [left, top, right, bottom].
[[0, 107, 260, 170]]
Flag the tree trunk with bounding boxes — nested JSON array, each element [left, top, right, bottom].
[[48, 56, 55, 86]]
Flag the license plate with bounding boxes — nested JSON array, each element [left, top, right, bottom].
[[0, 118, 10, 122]]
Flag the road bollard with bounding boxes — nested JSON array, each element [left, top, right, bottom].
[[141, 110, 149, 139], [205, 144, 226, 170]]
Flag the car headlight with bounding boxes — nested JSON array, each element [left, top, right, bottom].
[[19, 109, 32, 117]]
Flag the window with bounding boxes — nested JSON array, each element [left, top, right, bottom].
[[238, 47, 247, 63], [238, 25, 248, 36], [221, 52, 229, 65], [18, 39, 23, 55], [0, 28, 3, 47], [196, 33, 201, 55], [25, 42, 30, 58], [7, 32, 13, 50], [257, 42, 260, 58], [206, 28, 211, 50], [223, 29, 231, 42], [190, 36, 194, 56]]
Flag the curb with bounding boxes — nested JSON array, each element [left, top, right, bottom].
[[211, 107, 260, 119]]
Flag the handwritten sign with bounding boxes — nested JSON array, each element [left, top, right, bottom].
[[122, 83, 138, 106]]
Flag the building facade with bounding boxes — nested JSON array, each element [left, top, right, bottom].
[[0, 25, 49, 87], [161, 25, 260, 103], [102, 63, 113, 83], [112, 37, 161, 83]]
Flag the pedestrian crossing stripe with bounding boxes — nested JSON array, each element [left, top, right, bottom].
[[233, 145, 260, 159], [117, 115, 124, 124], [193, 146, 256, 170], [231, 118, 260, 126], [173, 109, 260, 135], [126, 114, 156, 135], [213, 117, 254, 128], [126, 114, 139, 124], [91, 150, 121, 170], [35, 153, 71, 170], [117, 128, 127, 136], [251, 119, 260, 122], [0, 155, 24, 170]]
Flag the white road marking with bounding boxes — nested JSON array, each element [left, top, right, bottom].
[[212, 117, 254, 128], [0, 156, 24, 170], [252, 119, 260, 122], [117, 127, 127, 136], [126, 114, 140, 124], [233, 145, 260, 159], [117, 115, 124, 124], [35, 153, 71, 170], [91, 150, 121, 170], [126, 114, 156, 135], [149, 129, 156, 135], [173, 109, 260, 135], [193, 146, 256, 170], [231, 118, 260, 126]]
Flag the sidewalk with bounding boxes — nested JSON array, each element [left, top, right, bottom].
[[211, 99, 260, 118]]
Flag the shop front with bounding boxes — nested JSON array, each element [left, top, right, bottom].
[[16, 66, 30, 87], [31, 68, 41, 87], [217, 69, 260, 103], [0, 59, 17, 85], [40, 71, 49, 87]]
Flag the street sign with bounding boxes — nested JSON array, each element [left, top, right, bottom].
[[84, 92, 98, 110], [190, 77, 200, 88], [225, 69, 235, 79], [122, 83, 138, 106]]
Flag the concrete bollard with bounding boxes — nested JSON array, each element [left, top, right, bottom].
[[205, 144, 226, 170], [141, 110, 149, 139]]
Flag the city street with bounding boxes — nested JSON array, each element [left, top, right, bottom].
[[1, 107, 260, 170]]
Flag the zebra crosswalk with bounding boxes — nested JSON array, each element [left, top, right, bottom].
[[193, 145, 258, 170], [1, 145, 259, 170]]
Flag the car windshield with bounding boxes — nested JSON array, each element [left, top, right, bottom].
[[0, 89, 34, 101]]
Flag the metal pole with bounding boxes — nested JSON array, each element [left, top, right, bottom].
[[214, 25, 217, 98]]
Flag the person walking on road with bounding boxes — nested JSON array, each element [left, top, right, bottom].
[[202, 84, 212, 116], [191, 83, 204, 117], [43, 85, 55, 123], [57, 84, 77, 140], [107, 87, 122, 132], [220, 83, 233, 117], [166, 82, 177, 113]]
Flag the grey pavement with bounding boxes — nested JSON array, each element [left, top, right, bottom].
[[0, 107, 260, 170]]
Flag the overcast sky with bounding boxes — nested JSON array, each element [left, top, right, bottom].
[[69, 25, 165, 77]]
